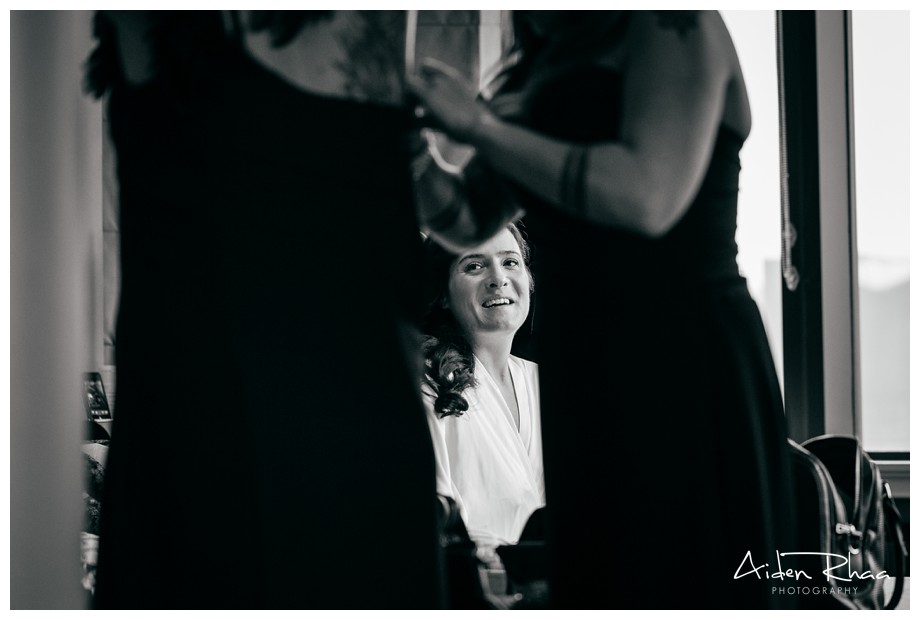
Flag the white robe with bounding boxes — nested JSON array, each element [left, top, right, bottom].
[[424, 355, 545, 547]]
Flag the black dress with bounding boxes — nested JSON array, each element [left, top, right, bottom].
[[94, 15, 442, 609], [491, 59, 797, 609]]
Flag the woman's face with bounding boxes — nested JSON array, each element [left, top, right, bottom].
[[446, 228, 532, 340]]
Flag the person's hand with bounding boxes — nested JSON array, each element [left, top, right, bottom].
[[408, 58, 495, 144], [422, 129, 475, 173]]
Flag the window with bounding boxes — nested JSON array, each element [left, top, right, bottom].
[[722, 11, 784, 389], [850, 11, 910, 453], [777, 10, 908, 495]]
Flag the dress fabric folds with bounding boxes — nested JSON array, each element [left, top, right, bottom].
[[94, 17, 442, 609], [490, 60, 797, 609]]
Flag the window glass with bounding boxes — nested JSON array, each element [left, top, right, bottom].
[[723, 11, 784, 389], [851, 11, 910, 452]]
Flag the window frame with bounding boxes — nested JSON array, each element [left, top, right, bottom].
[[777, 9, 909, 497]]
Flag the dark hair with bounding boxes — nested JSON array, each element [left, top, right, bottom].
[[422, 223, 532, 418]]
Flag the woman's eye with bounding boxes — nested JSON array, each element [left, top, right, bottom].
[[463, 262, 484, 272], [504, 259, 520, 268]]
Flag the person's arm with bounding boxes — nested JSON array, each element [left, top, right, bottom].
[[421, 388, 465, 511], [413, 131, 524, 254], [410, 11, 737, 239]]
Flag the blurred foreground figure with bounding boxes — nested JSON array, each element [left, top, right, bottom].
[[411, 11, 797, 609], [88, 11, 442, 608]]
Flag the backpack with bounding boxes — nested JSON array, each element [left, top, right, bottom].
[[788, 435, 908, 609]]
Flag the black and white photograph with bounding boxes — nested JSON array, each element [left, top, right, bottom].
[[8, 9, 911, 611]]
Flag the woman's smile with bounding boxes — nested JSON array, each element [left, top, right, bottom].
[[482, 296, 514, 308], [447, 228, 532, 337]]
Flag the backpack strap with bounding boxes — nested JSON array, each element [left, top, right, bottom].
[[882, 483, 907, 610]]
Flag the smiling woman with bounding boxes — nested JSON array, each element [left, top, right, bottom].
[[420, 223, 544, 555]]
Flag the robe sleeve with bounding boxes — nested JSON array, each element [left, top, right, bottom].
[[421, 387, 468, 520]]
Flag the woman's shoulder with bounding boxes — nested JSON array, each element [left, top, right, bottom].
[[420, 382, 437, 405], [627, 11, 735, 67], [242, 10, 408, 107], [630, 10, 721, 34]]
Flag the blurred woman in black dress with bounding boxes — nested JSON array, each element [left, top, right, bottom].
[[87, 11, 445, 608], [411, 10, 797, 609]]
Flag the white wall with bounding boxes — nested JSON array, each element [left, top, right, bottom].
[[11, 10, 103, 609]]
